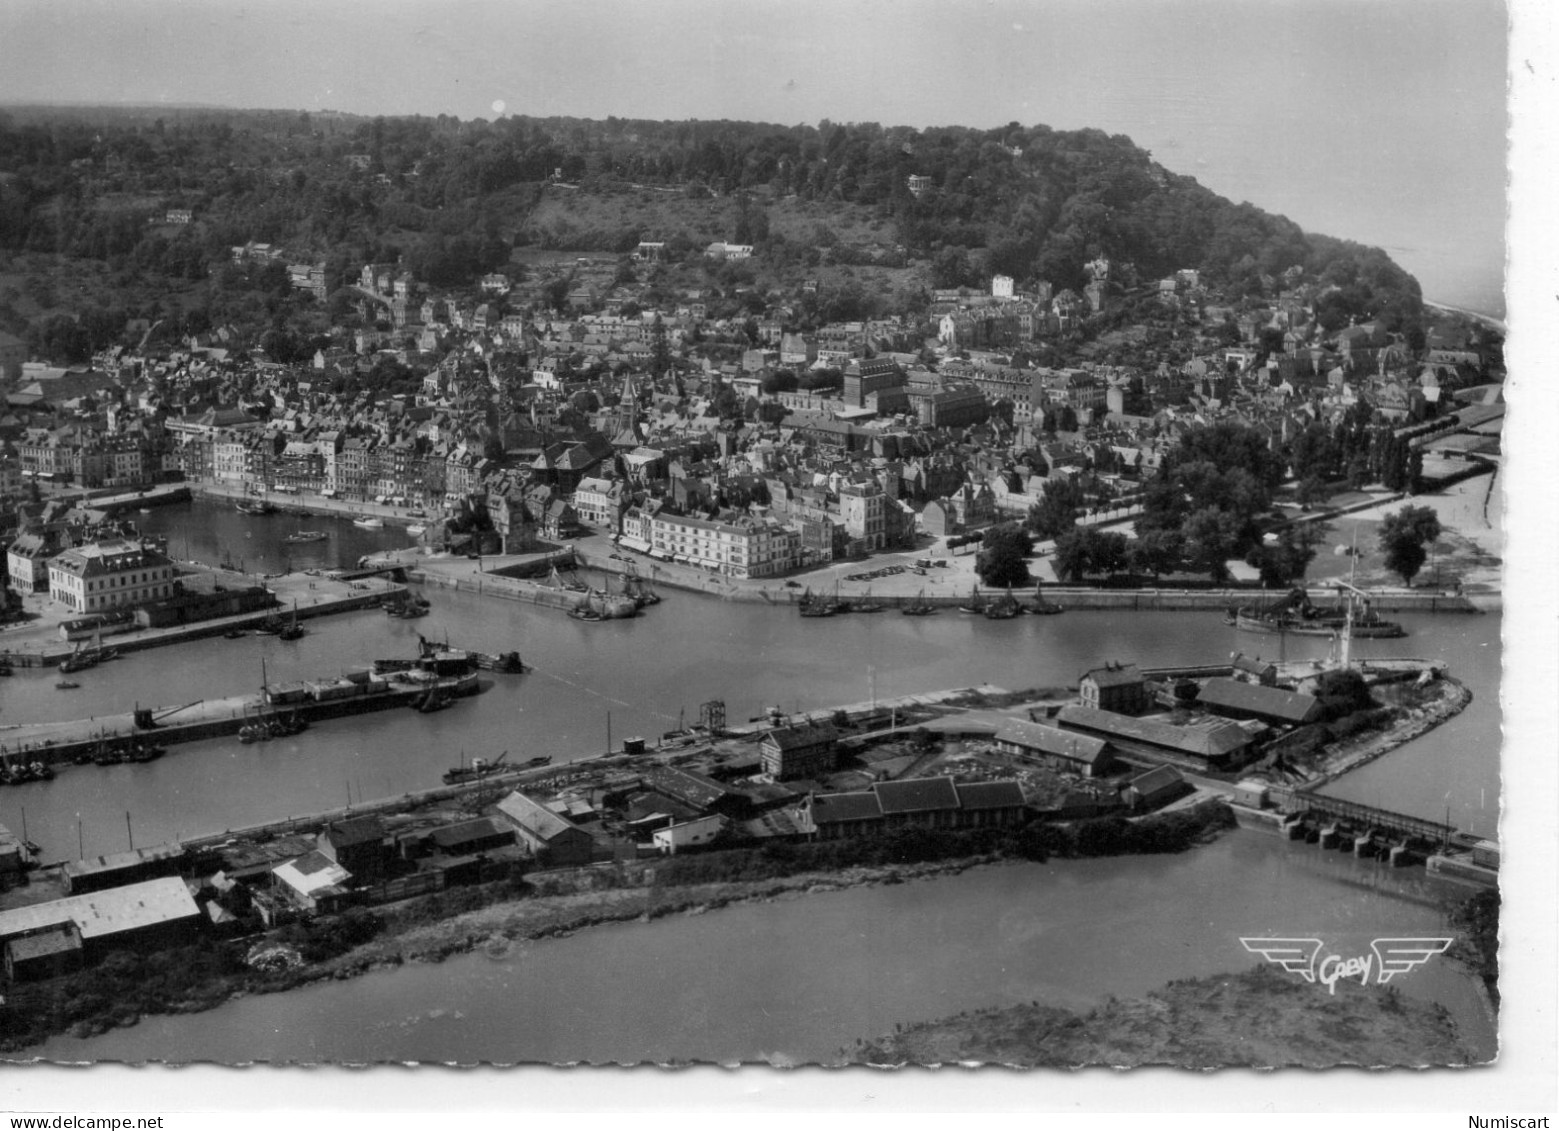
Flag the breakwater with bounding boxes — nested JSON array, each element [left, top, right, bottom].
[[0, 675, 477, 768]]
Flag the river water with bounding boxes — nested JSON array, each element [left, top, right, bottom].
[[36, 831, 1494, 1064], [0, 499, 1504, 1062]]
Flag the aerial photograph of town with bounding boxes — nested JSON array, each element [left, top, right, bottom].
[[0, 0, 1551, 1120]]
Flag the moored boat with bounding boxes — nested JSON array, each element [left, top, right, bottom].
[[1030, 582, 1064, 615], [958, 585, 987, 614], [901, 590, 936, 616], [278, 601, 305, 641], [284, 530, 328, 544], [353, 516, 385, 529], [984, 589, 1022, 619], [852, 588, 884, 613], [443, 751, 509, 784], [1229, 586, 1405, 638], [797, 587, 837, 617]]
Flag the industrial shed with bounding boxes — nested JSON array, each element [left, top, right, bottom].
[[1194, 678, 1323, 727], [0, 876, 201, 962], [4, 922, 82, 982], [1055, 705, 1254, 770], [802, 776, 1028, 840], [992, 718, 1114, 777], [63, 842, 187, 896], [495, 791, 596, 867]]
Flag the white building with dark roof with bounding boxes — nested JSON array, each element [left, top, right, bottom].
[[647, 511, 799, 579], [272, 850, 353, 914], [47, 539, 176, 614]]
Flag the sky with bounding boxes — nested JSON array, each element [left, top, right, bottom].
[[0, 0, 1510, 316]]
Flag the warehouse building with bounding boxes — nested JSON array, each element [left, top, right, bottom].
[[1194, 678, 1324, 727], [1055, 705, 1255, 771], [801, 776, 1027, 840], [0, 876, 201, 971], [496, 791, 596, 867]]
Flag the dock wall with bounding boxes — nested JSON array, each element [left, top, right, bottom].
[[567, 548, 1480, 614], [0, 682, 453, 768], [409, 567, 589, 612], [0, 586, 400, 669]]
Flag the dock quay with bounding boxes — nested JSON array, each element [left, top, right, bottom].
[[0, 570, 407, 668], [567, 547, 1482, 614], [0, 669, 481, 769]]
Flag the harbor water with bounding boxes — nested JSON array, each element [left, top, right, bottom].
[[36, 830, 1495, 1064], [0, 582, 1501, 860], [0, 498, 1504, 1062]]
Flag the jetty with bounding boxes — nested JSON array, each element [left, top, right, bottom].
[[0, 662, 482, 769]]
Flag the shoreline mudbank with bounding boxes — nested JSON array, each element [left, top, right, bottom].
[[845, 964, 1478, 1068], [10, 803, 1237, 1057]]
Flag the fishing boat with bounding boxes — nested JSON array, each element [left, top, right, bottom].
[[901, 590, 936, 616], [0, 657, 13, 676], [284, 530, 328, 544], [622, 569, 661, 607], [958, 585, 987, 614], [984, 588, 1022, 619], [55, 678, 80, 690], [353, 516, 385, 529], [852, 588, 884, 613], [58, 644, 98, 674], [126, 739, 165, 764], [1029, 581, 1064, 615], [415, 685, 451, 713], [595, 579, 639, 619], [278, 600, 305, 641], [797, 587, 837, 618], [568, 604, 602, 622], [406, 524, 427, 537], [236, 500, 276, 516], [388, 594, 431, 619]]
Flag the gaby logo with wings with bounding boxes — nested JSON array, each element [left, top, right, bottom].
[[1240, 937, 1453, 995]]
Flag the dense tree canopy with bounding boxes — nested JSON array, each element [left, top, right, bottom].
[[975, 524, 1033, 588], [0, 105, 1422, 326], [1136, 422, 1285, 579], [1379, 505, 1444, 585]]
